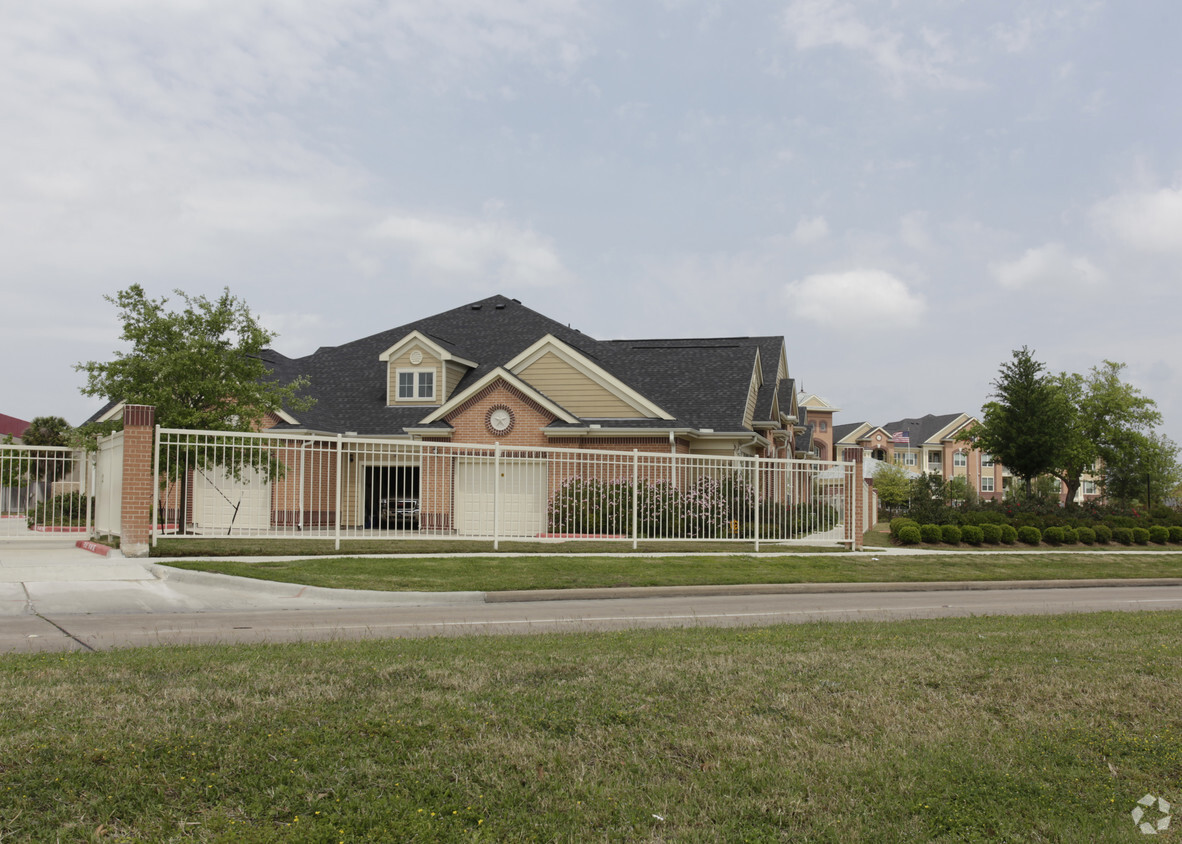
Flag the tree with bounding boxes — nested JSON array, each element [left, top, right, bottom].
[[1048, 362, 1163, 505], [1, 416, 75, 504], [965, 347, 1066, 497], [1102, 431, 1182, 506], [76, 285, 311, 432], [871, 462, 912, 515], [76, 285, 313, 532]]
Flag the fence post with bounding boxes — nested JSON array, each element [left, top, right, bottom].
[[493, 443, 501, 552], [118, 404, 155, 558], [631, 449, 639, 551], [753, 456, 760, 553], [151, 424, 161, 548], [334, 433, 343, 551]]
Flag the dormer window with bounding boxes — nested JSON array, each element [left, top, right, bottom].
[[397, 369, 435, 401]]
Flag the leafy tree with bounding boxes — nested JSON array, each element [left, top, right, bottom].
[[76, 285, 311, 432], [1050, 362, 1162, 505], [944, 475, 977, 507], [965, 347, 1066, 497], [871, 462, 912, 515], [1102, 431, 1182, 506], [1, 416, 75, 503], [76, 285, 313, 532]]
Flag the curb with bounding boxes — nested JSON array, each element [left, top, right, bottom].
[[149, 565, 486, 607], [485, 577, 1182, 603], [76, 540, 119, 558]]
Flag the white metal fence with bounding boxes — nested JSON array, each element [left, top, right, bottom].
[[0, 444, 89, 540], [154, 428, 857, 549]]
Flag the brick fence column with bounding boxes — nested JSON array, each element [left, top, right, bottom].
[[842, 447, 865, 551], [120, 404, 156, 558]]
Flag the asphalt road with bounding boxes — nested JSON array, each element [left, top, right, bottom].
[[7, 582, 1182, 653]]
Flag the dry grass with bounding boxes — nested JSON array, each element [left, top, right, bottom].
[[1, 612, 1180, 841]]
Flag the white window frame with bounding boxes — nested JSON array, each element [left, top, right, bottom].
[[898, 451, 917, 466], [981, 476, 995, 493], [953, 451, 967, 467], [1082, 480, 1097, 495], [982, 453, 995, 468], [395, 367, 436, 402]]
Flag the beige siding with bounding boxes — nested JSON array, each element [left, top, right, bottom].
[[386, 346, 442, 406], [444, 361, 468, 401], [518, 352, 644, 418], [743, 369, 759, 429]]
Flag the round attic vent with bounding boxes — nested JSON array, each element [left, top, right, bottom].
[[409, 350, 423, 365]]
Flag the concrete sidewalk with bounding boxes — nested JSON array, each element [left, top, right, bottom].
[[0, 541, 481, 617]]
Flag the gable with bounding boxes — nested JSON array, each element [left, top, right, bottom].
[[507, 335, 672, 420], [517, 351, 646, 418]]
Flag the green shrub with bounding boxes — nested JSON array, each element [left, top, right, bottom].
[[1112, 527, 1133, 546], [1170, 526, 1182, 544], [1093, 525, 1112, 544], [1076, 527, 1095, 545], [999, 524, 1018, 545], [961, 525, 983, 546], [1043, 526, 1064, 546], [26, 491, 90, 529], [1132, 527, 1150, 545], [980, 523, 1002, 545], [896, 525, 922, 545], [1017, 525, 1042, 546], [920, 524, 942, 544], [1149, 526, 1169, 544], [890, 517, 919, 537], [1061, 527, 1077, 545], [941, 524, 962, 544]]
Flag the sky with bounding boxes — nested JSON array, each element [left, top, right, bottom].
[[3, 0, 1181, 445]]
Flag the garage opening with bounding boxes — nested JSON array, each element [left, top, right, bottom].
[[365, 465, 420, 529]]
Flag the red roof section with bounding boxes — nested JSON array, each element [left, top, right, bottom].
[[0, 414, 30, 439]]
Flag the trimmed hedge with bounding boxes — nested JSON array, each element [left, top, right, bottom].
[[1171, 526, 1182, 544], [941, 524, 962, 545], [890, 517, 919, 537], [1093, 525, 1112, 544], [1076, 527, 1096, 545], [1149, 526, 1169, 544], [920, 524, 942, 544], [1132, 527, 1150, 545], [1061, 527, 1077, 545], [1000, 524, 1018, 545], [1043, 526, 1064, 546], [961, 525, 983, 546], [1017, 525, 1042, 546], [897, 525, 922, 545], [1112, 527, 1133, 546], [980, 523, 1002, 545]]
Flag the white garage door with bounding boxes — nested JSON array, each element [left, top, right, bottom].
[[455, 459, 547, 537], [192, 467, 272, 533]]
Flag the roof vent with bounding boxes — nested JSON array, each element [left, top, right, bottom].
[[495, 303, 505, 310], [470, 304, 482, 310]]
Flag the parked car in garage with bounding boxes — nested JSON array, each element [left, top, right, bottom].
[[378, 496, 420, 529]]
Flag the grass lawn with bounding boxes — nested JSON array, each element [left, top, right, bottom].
[[151, 537, 845, 557], [162, 552, 1182, 593], [2, 612, 1179, 841]]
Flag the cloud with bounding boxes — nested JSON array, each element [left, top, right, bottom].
[[790, 215, 829, 245], [1091, 186, 1182, 254], [371, 213, 572, 287], [780, 0, 975, 93], [785, 269, 925, 329], [992, 242, 1105, 290]]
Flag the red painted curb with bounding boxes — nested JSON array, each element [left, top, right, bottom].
[[76, 540, 113, 557]]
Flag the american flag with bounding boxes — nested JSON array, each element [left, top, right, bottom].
[[891, 431, 909, 443]]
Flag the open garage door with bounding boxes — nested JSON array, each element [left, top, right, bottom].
[[455, 459, 547, 537], [192, 467, 272, 534]]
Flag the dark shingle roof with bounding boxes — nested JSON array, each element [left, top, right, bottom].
[[99, 294, 794, 438], [878, 413, 964, 446]]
